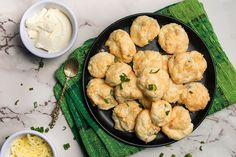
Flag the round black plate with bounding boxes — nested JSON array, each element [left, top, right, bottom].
[[82, 13, 216, 147]]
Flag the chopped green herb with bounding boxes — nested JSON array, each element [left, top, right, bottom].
[[200, 141, 205, 144], [164, 104, 167, 107], [120, 73, 130, 82], [150, 69, 160, 74], [15, 99, 19, 106], [189, 91, 193, 94], [138, 103, 143, 108], [171, 154, 176, 157], [114, 56, 119, 62], [159, 152, 164, 157], [147, 84, 157, 91], [165, 144, 172, 147], [104, 98, 109, 104], [199, 145, 203, 151], [120, 83, 123, 90], [33, 101, 38, 108], [63, 126, 67, 131], [184, 153, 192, 157], [5, 136, 9, 140], [63, 143, 70, 150], [45, 128, 49, 133], [165, 110, 170, 116], [29, 88, 34, 91], [110, 89, 115, 97]]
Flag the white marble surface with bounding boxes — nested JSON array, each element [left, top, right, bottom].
[[0, 0, 236, 157]]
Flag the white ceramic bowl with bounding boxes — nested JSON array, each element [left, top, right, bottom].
[[20, 0, 78, 58], [0, 130, 57, 157]]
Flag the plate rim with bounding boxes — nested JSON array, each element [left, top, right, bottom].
[[82, 12, 216, 147]]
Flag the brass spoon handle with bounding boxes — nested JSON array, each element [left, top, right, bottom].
[[49, 77, 69, 129]]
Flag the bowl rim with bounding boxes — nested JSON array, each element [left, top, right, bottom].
[[0, 130, 58, 157], [19, 0, 78, 58]]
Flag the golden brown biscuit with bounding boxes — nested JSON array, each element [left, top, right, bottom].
[[133, 50, 164, 76], [130, 16, 160, 47], [135, 110, 160, 143], [162, 106, 193, 140], [112, 101, 142, 132], [150, 100, 172, 127], [158, 23, 189, 54], [162, 55, 170, 71], [86, 79, 118, 110], [115, 72, 143, 103], [105, 29, 136, 63], [180, 82, 210, 112], [88, 52, 115, 78], [162, 79, 184, 103], [137, 68, 169, 100], [105, 62, 132, 86], [168, 51, 207, 84]]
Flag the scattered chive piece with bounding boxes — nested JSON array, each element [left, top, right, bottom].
[[199, 145, 203, 151], [150, 69, 160, 74], [63, 126, 67, 131], [104, 98, 109, 104], [45, 128, 49, 133], [114, 56, 119, 62], [63, 143, 70, 150], [147, 84, 157, 91], [165, 110, 170, 116], [29, 88, 34, 91], [110, 90, 115, 97], [15, 99, 19, 106], [189, 91, 193, 94], [184, 153, 192, 157], [200, 141, 205, 144], [171, 154, 176, 157], [120, 73, 130, 82], [138, 103, 143, 108], [159, 152, 164, 157], [120, 83, 123, 90], [33, 101, 38, 108]]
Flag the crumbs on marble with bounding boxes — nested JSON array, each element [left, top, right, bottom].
[[200, 141, 205, 144], [15, 99, 19, 105], [33, 101, 38, 108], [20, 83, 23, 86]]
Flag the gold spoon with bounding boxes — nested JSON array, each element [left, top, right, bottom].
[[49, 58, 79, 129]]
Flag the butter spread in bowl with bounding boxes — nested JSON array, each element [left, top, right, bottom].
[[10, 134, 53, 157], [25, 8, 72, 52]]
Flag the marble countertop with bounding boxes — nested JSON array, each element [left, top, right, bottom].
[[0, 0, 235, 156]]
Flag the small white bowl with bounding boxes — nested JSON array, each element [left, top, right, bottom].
[[20, 0, 78, 58], [0, 130, 58, 157]]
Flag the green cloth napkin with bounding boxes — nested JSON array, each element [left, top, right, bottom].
[[54, 0, 236, 156]]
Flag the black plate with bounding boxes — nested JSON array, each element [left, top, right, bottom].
[[82, 13, 216, 147]]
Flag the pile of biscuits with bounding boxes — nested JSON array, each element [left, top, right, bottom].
[[86, 15, 210, 143]]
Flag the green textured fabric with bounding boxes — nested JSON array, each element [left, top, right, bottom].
[[53, 0, 236, 156]]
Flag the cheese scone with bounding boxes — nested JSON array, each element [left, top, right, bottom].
[[87, 79, 118, 110], [112, 101, 142, 132], [130, 15, 160, 47], [180, 82, 210, 112], [105, 29, 136, 63], [88, 52, 115, 78], [168, 51, 207, 84], [162, 106, 193, 140], [158, 23, 189, 54]]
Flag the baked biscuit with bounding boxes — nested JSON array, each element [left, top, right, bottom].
[[168, 51, 207, 84], [105, 62, 132, 86], [138, 95, 152, 109], [135, 110, 160, 143], [130, 16, 160, 47], [162, 106, 193, 140], [162, 55, 169, 71], [88, 52, 115, 78], [180, 82, 210, 112], [112, 101, 142, 132], [158, 23, 189, 54], [115, 72, 143, 103], [150, 100, 172, 127], [162, 80, 184, 103], [133, 50, 163, 76], [137, 68, 169, 100], [105, 29, 136, 63], [86, 79, 118, 110]]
